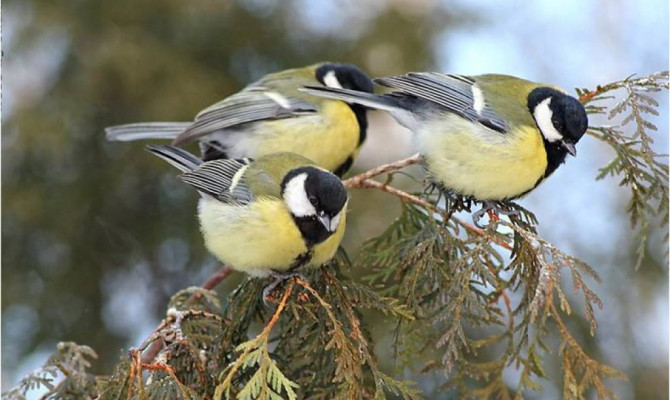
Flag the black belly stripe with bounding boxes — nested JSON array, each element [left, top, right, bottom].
[[349, 104, 368, 146], [289, 250, 313, 271], [333, 156, 354, 177]]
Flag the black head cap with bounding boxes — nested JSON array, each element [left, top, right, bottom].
[[315, 63, 373, 93], [528, 87, 588, 146], [281, 166, 348, 246], [528, 87, 589, 178], [302, 167, 347, 217]]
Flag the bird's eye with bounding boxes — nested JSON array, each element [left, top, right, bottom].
[[308, 195, 318, 206], [552, 117, 565, 132]]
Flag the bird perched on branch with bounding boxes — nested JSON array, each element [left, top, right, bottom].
[[107, 63, 373, 177], [147, 145, 348, 294], [302, 73, 588, 223]]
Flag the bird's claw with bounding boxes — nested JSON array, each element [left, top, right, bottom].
[[472, 201, 519, 228]]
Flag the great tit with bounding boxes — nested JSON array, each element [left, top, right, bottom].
[[146, 145, 348, 278], [302, 73, 588, 210], [107, 63, 373, 176]]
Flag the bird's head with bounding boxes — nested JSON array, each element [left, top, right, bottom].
[[528, 87, 588, 157], [315, 63, 373, 94], [281, 166, 348, 246]]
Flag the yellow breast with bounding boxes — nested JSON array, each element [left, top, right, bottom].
[[248, 101, 360, 172], [197, 197, 308, 276], [416, 114, 547, 201]]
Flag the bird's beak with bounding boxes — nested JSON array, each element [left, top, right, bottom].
[[318, 215, 335, 232], [562, 141, 577, 157]]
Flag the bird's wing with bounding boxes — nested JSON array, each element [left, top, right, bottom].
[[374, 73, 508, 133], [180, 158, 255, 205], [172, 87, 318, 145]]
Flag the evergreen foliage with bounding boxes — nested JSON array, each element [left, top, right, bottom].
[[5, 72, 667, 400]]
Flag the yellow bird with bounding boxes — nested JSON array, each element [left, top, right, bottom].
[[107, 63, 373, 176], [302, 73, 588, 224], [147, 145, 348, 291]]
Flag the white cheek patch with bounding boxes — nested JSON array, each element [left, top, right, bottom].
[[264, 91, 291, 109], [533, 97, 563, 143], [283, 173, 317, 217], [323, 70, 343, 89], [471, 85, 485, 116]]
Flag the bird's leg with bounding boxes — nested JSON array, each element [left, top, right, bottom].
[[472, 201, 520, 228], [262, 271, 304, 306]]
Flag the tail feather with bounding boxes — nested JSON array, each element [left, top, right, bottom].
[[301, 86, 418, 131], [300, 86, 402, 113], [145, 145, 202, 172], [105, 122, 191, 142]]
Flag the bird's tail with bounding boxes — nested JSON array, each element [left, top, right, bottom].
[[300, 86, 418, 130], [145, 145, 203, 172], [105, 122, 191, 142]]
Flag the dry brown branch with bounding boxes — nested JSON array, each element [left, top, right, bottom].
[[342, 154, 422, 188]]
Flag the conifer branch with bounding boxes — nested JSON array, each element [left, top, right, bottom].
[[139, 264, 233, 364], [141, 363, 192, 398], [215, 279, 296, 399], [577, 71, 669, 104], [349, 175, 514, 251]]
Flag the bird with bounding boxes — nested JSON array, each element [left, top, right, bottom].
[[107, 63, 373, 177], [301, 73, 588, 224], [146, 145, 348, 292]]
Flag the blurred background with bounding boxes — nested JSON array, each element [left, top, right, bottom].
[[2, 0, 668, 398]]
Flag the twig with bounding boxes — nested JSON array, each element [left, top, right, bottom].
[[190, 265, 234, 301], [356, 178, 436, 210], [140, 264, 234, 364], [343, 154, 422, 188], [578, 71, 669, 104], [352, 177, 514, 251]]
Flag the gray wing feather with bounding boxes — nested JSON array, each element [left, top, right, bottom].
[[375, 73, 508, 133], [106, 123, 191, 141], [173, 88, 318, 144], [180, 158, 254, 205], [146, 145, 203, 172]]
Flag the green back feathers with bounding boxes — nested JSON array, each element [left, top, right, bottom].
[[474, 74, 559, 129], [249, 63, 328, 105], [245, 152, 320, 198]]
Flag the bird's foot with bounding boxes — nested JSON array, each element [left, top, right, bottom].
[[262, 271, 304, 306], [425, 182, 474, 213], [472, 201, 519, 228]]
